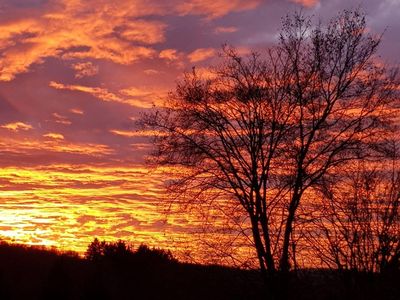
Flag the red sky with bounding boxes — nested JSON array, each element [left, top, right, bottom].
[[0, 0, 398, 257]]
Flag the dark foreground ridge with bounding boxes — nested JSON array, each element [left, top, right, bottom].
[[0, 239, 398, 300]]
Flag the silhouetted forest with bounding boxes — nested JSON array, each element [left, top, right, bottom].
[[0, 239, 399, 300]]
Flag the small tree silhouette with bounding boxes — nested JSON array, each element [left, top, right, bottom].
[[135, 244, 176, 264], [85, 238, 105, 261], [85, 238, 133, 261]]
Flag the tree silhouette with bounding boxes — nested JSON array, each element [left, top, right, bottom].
[[85, 239, 133, 261], [135, 244, 176, 264], [140, 9, 399, 288], [308, 137, 400, 273]]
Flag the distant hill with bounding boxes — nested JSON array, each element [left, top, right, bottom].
[[0, 240, 398, 300]]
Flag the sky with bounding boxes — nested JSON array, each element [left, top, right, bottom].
[[0, 0, 399, 258]]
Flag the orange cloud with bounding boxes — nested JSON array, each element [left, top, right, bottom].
[[110, 129, 167, 137], [49, 81, 123, 103], [144, 69, 160, 75], [118, 20, 167, 44], [49, 81, 168, 108], [0, 1, 165, 81], [120, 87, 169, 99], [71, 62, 99, 78], [1, 122, 33, 132], [290, 0, 319, 7], [193, 67, 218, 80], [159, 49, 180, 61], [0, 0, 263, 81], [52, 113, 72, 125], [43, 133, 65, 140], [188, 48, 216, 63], [120, 87, 157, 98], [109, 129, 138, 138], [214, 26, 238, 34], [70, 108, 84, 115], [120, 86, 169, 107], [177, 0, 261, 19]]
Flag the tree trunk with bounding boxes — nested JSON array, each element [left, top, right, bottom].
[[280, 192, 300, 273], [250, 216, 268, 275]]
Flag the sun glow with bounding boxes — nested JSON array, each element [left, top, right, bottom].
[[0, 165, 179, 253]]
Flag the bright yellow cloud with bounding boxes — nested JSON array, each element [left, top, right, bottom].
[[0, 164, 169, 252], [43, 133, 65, 140], [1, 122, 33, 132], [0, 137, 113, 156]]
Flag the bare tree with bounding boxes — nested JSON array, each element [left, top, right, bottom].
[[140, 9, 398, 283], [308, 137, 400, 273]]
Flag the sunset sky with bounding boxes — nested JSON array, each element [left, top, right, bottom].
[[0, 0, 399, 257]]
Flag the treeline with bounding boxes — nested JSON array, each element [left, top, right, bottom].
[[0, 239, 399, 299], [0, 240, 263, 300], [84, 238, 176, 263]]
